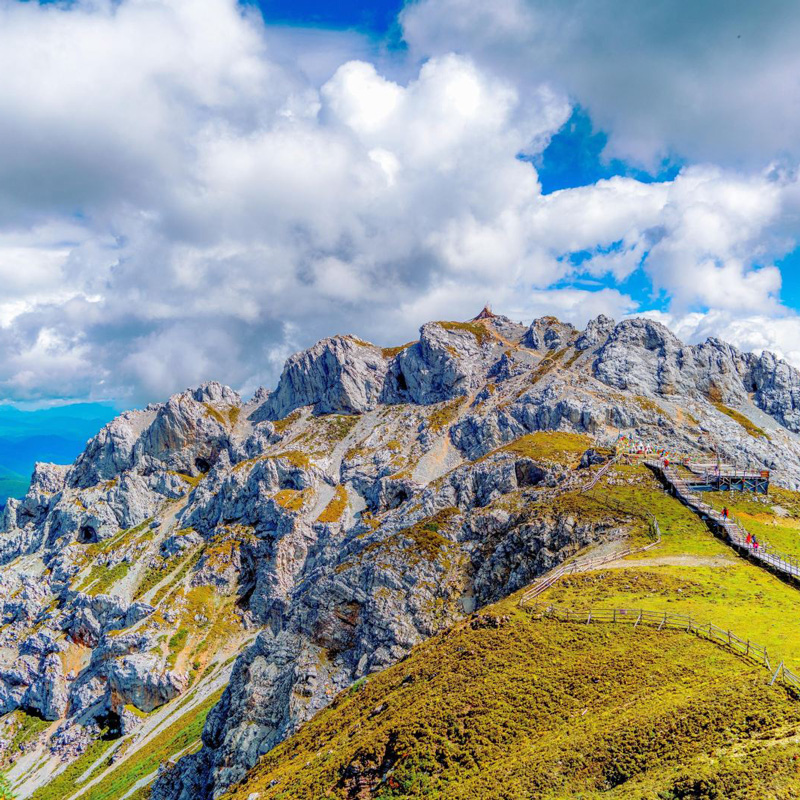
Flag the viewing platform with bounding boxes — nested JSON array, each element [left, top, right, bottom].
[[682, 461, 770, 494]]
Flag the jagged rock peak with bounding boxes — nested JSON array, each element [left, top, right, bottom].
[[260, 334, 387, 419], [523, 315, 578, 351]]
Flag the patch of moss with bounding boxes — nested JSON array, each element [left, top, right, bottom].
[[167, 627, 189, 669], [84, 518, 154, 559], [358, 507, 461, 567], [272, 450, 311, 469], [274, 410, 302, 434], [529, 347, 569, 385], [274, 489, 308, 512], [203, 403, 228, 427], [80, 561, 130, 596], [437, 320, 495, 346], [381, 342, 416, 359], [317, 485, 348, 524], [712, 401, 770, 439], [635, 395, 670, 417], [0, 711, 50, 769], [496, 431, 592, 466], [427, 399, 464, 433]]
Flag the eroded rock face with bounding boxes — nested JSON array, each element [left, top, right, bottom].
[[108, 655, 188, 713], [523, 316, 578, 351], [261, 336, 388, 419], [383, 322, 489, 405], [5, 311, 800, 800]]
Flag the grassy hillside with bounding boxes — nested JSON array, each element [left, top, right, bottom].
[[223, 608, 800, 800], [220, 463, 800, 800]]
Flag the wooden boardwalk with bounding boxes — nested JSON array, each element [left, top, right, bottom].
[[645, 460, 800, 583], [519, 511, 661, 605]]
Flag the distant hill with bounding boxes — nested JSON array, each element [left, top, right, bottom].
[[0, 403, 117, 507]]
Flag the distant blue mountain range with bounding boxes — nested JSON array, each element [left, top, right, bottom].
[[0, 403, 118, 510]]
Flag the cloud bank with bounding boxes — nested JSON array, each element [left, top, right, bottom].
[[1, 0, 800, 404]]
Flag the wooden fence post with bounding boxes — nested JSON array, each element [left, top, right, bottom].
[[770, 661, 784, 686]]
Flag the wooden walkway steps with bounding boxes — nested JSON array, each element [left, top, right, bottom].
[[580, 456, 617, 494], [645, 460, 800, 583], [524, 602, 800, 696], [518, 511, 661, 606]]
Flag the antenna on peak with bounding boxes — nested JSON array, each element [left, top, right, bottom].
[[473, 303, 495, 320]]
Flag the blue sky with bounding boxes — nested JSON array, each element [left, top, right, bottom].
[[3, 0, 800, 501], [251, 0, 404, 34]]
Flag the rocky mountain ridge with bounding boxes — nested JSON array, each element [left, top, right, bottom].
[[1, 311, 800, 799]]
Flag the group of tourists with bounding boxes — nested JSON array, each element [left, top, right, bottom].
[[745, 530, 760, 550]]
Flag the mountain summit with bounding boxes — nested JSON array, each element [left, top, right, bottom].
[[2, 312, 800, 798]]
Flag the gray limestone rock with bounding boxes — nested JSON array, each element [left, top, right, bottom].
[[260, 336, 387, 419]]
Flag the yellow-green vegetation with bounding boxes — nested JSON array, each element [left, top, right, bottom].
[[170, 471, 204, 488], [359, 507, 460, 567], [437, 320, 495, 346], [228, 406, 241, 427], [427, 399, 464, 433], [317, 485, 348, 524], [222, 462, 800, 799], [83, 518, 154, 559], [345, 335, 374, 347], [563, 348, 582, 368], [0, 711, 50, 769], [272, 450, 311, 469], [223, 607, 800, 800], [37, 687, 225, 800], [274, 410, 301, 434], [139, 543, 205, 605], [78, 561, 130, 596], [167, 627, 189, 668], [0, 772, 13, 800], [203, 403, 229, 427], [28, 735, 116, 800], [539, 465, 800, 667], [529, 347, 569, 385], [634, 395, 670, 417], [290, 414, 360, 456], [319, 413, 360, 441], [705, 487, 800, 557], [274, 489, 308, 512], [712, 401, 770, 439], [381, 341, 416, 359], [496, 430, 591, 466]]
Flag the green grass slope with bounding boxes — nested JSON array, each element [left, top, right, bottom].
[[222, 608, 800, 800], [219, 463, 800, 800]]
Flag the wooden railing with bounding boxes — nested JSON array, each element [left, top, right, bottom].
[[518, 513, 661, 606], [645, 460, 800, 582], [580, 456, 618, 494], [524, 602, 800, 695]]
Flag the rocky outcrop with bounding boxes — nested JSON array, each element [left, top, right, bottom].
[[382, 322, 490, 405], [259, 336, 387, 419], [108, 655, 187, 713], [4, 310, 800, 800], [523, 316, 578, 351]]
